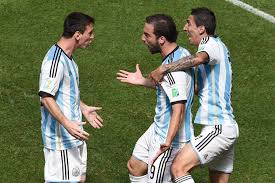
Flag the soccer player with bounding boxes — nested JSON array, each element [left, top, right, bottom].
[[117, 14, 194, 183], [149, 8, 239, 183], [38, 12, 103, 183]]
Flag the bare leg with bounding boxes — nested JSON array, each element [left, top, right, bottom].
[[171, 144, 199, 182], [127, 156, 148, 183], [209, 170, 230, 183]]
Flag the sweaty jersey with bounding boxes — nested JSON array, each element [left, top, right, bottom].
[[195, 36, 236, 125], [154, 46, 194, 147], [39, 44, 83, 150]]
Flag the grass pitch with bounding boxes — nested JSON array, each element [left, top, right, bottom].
[[0, 0, 274, 182]]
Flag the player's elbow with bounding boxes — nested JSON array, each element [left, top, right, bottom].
[[41, 96, 54, 106]]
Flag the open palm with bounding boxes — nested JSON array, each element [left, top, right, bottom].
[[116, 64, 145, 85]]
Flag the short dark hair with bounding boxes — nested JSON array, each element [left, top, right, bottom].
[[145, 14, 178, 42], [62, 12, 95, 38], [191, 7, 216, 35]]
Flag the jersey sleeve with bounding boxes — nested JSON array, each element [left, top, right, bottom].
[[161, 71, 188, 104], [197, 37, 220, 65], [39, 59, 64, 97]]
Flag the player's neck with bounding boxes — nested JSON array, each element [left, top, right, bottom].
[[57, 37, 77, 58], [160, 42, 177, 58]]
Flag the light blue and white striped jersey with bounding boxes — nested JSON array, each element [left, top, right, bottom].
[[154, 46, 195, 148], [39, 44, 83, 150], [195, 36, 236, 125]]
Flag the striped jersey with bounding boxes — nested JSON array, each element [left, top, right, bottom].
[[154, 46, 195, 147], [39, 44, 83, 150], [195, 36, 236, 125]]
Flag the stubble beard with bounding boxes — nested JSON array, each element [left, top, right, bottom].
[[148, 44, 161, 54]]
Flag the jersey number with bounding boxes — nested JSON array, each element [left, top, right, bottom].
[[150, 164, 156, 179]]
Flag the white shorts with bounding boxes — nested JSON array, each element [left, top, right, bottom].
[[191, 124, 239, 173], [44, 142, 87, 182], [133, 124, 184, 183]]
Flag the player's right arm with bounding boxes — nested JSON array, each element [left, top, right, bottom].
[[116, 64, 156, 89], [41, 96, 89, 140]]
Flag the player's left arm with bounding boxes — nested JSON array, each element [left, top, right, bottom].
[[151, 101, 185, 164], [80, 101, 103, 129], [162, 102, 185, 149]]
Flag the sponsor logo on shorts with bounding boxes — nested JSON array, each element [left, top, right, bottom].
[[203, 154, 208, 160], [72, 167, 80, 177]]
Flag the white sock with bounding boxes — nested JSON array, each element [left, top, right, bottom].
[[129, 174, 148, 183], [174, 174, 195, 183]]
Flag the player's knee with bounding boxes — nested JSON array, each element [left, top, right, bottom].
[[171, 161, 181, 177], [127, 160, 137, 175], [127, 159, 147, 176], [171, 160, 188, 177], [80, 175, 86, 183]]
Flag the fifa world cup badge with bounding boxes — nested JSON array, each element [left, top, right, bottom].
[[172, 85, 179, 97]]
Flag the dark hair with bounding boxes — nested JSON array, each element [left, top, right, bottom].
[[191, 7, 216, 35], [62, 12, 95, 38], [145, 14, 178, 42]]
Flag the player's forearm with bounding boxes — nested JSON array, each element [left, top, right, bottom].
[[165, 103, 185, 144], [141, 78, 156, 89], [41, 97, 70, 126], [130, 76, 156, 88], [161, 55, 196, 73]]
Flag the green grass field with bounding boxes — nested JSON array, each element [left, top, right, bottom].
[[0, 0, 274, 182]]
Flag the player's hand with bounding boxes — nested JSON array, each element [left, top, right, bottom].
[[83, 106, 103, 129], [148, 65, 166, 84], [65, 121, 90, 141], [116, 64, 145, 86], [151, 143, 171, 164]]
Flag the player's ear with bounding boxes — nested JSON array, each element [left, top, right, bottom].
[[198, 25, 206, 35], [158, 36, 166, 46], [74, 31, 82, 41]]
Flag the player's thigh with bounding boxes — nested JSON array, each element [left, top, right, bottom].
[[44, 143, 87, 182], [208, 144, 235, 174], [191, 124, 237, 166], [148, 147, 180, 183], [172, 143, 200, 175], [129, 124, 154, 175]]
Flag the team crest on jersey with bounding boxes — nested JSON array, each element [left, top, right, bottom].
[[172, 85, 179, 97], [72, 167, 80, 177]]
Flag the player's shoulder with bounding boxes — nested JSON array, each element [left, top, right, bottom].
[[177, 46, 190, 54], [44, 44, 66, 63], [175, 46, 191, 60], [200, 36, 218, 45], [198, 36, 220, 52]]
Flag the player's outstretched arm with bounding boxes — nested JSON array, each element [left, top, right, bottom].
[[116, 64, 156, 89], [41, 97, 89, 140], [149, 53, 208, 84], [80, 101, 103, 129]]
